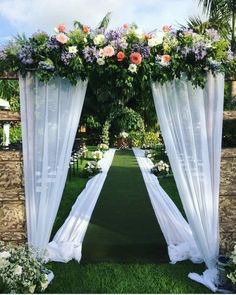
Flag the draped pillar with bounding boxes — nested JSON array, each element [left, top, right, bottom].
[[19, 73, 87, 253], [151, 73, 224, 291]]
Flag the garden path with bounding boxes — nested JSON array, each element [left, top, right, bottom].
[[82, 149, 169, 263]]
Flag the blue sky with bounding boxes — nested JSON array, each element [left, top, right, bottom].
[[0, 0, 205, 45]]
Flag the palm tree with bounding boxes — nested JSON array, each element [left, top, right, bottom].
[[198, 0, 236, 51], [197, 1, 236, 104]]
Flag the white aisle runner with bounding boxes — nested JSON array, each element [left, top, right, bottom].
[[47, 149, 116, 263], [133, 148, 202, 264]]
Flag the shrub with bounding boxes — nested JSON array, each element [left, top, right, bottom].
[[100, 121, 110, 145], [142, 131, 160, 149]]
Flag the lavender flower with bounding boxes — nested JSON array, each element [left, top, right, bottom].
[[17, 45, 34, 65], [131, 43, 150, 58], [227, 49, 234, 61], [105, 29, 123, 42], [83, 46, 99, 63], [205, 29, 220, 42], [47, 36, 60, 50], [61, 51, 75, 65], [192, 41, 207, 60]]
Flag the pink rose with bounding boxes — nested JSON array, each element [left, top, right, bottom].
[[57, 24, 66, 33], [130, 52, 142, 65], [56, 33, 68, 44], [103, 46, 115, 57]]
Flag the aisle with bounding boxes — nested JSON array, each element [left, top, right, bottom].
[[82, 149, 168, 263]]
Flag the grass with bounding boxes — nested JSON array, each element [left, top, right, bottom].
[[46, 149, 211, 293]]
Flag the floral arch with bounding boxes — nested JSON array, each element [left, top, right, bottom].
[[0, 18, 235, 292]]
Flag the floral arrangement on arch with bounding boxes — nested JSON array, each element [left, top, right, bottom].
[[0, 14, 235, 88], [0, 243, 52, 294]]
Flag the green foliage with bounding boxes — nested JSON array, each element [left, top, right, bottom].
[[101, 121, 110, 145], [128, 131, 144, 147], [109, 107, 145, 141], [0, 80, 20, 111], [0, 123, 22, 145], [142, 131, 160, 149]]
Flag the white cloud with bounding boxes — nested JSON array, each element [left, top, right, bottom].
[[0, 0, 204, 35]]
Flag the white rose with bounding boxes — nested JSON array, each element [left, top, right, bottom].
[[68, 46, 78, 54], [14, 265, 23, 275], [128, 64, 137, 73], [0, 251, 11, 259], [148, 32, 165, 47], [97, 58, 105, 65], [93, 34, 106, 46]]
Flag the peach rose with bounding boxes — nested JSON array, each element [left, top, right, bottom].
[[57, 24, 66, 33], [117, 51, 125, 62], [56, 33, 68, 44], [103, 46, 115, 57], [162, 54, 171, 63], [83, 25, 90, 34], [162, 25, 170, 33], [123, 23, 129, 29], [130, 52, 142, 65], [144, 34, 151, 40]]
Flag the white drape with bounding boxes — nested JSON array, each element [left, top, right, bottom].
[[133, 148, 202, 264], [151, 73, 224, 291], [19, 73, 87, 253], [47, 149, 116, 263]]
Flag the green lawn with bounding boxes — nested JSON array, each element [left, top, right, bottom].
[[46, 149, 210, 293]]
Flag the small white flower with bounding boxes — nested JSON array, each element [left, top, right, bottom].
[[54, 27, 59, 33], [93, 34, 106, 46], [97, 58, 105, 65], [68, 46, 78, 54], [0, 251, 11, 259], [14, 265, 23, 275], [148, 32, 165, 47], [99, 49, 104, 57], [128, 64, 137, 73]]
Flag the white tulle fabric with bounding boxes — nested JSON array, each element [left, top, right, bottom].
[[151, 73, 224, 291], [133, 148, 202, 264], [47, 149, 116, 263], [19, 74, 87, 252]]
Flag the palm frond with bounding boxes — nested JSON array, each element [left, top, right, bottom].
[[73, 20, 84, 30], [97, 12, 112, 30]]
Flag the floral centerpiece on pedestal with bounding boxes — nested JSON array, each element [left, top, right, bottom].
[[92, 150, 104, 161], [115, 131, 131, 149]]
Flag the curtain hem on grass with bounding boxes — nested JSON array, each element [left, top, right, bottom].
[[151, 73, 224, 292], [133, 148, 202, 264], [47, 149, 116, 263]]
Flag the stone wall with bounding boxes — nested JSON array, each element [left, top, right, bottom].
[[0, 150, 26, 244], [219, 148, 236, 253]]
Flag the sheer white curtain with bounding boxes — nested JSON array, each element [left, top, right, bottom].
[[151, 73, 224, 291], [19, 73, 87, 253], [133, 148, 202, 264]]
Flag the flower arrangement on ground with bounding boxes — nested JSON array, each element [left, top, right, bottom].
[[0, 17, 234, 89], [226, 244, 236, 286], [0, 243, 52, 294], [151, 160, 171, 178], [78, 143, 88, 161], [83, 161, 102, 178], [98, 143, 109, 151], [92, 150, 104, 161]]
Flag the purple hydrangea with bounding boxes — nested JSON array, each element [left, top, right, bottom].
[[205, 29, 220, 42], [105, 29, 123, 41], [17, 45, 34, 65], [192, 41, 207, 60], [47, 36, 60, 50], [131, 43, 150, 58], [61, 51, 75, 65], [83, 46, 99, 63]]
